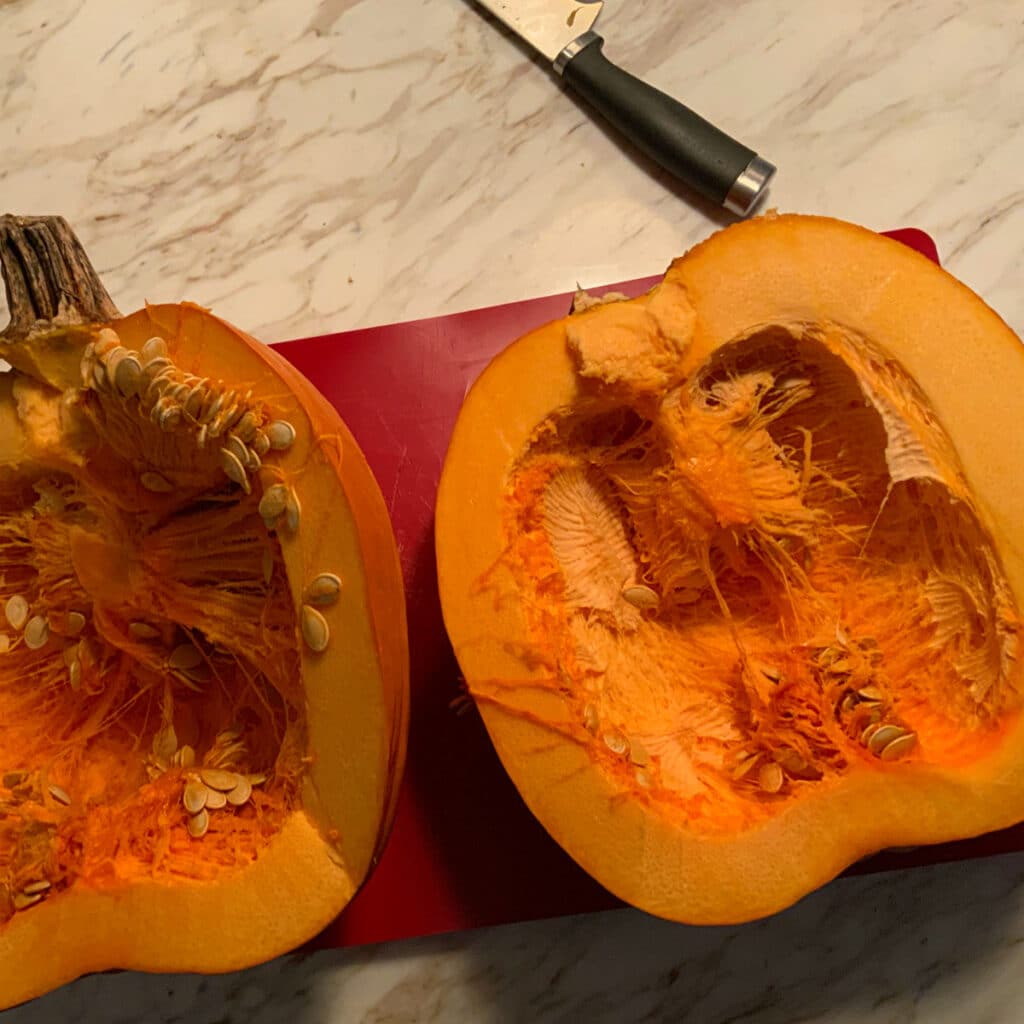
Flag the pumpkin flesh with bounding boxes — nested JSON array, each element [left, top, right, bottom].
[[0, 218, 407, 1006], [436, 214, 1024, 923]]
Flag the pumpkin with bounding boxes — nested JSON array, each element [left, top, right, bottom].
[[435, 212, 1024, 924], [0, 215, 408, 1008]]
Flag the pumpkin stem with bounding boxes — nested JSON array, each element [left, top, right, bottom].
[[0, 214, 120, 342]]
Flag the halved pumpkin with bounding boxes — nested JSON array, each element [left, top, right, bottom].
[[436, 213, 1024, 924], [0, 215, 408, 1008]]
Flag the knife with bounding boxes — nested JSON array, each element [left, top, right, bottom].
[[473, 0, 776, 216]]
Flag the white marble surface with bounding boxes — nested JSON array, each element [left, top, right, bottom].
[[2, 0, 1024, 1020]]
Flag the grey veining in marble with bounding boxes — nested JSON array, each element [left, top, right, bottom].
[[2, 0, 1024, 1021]]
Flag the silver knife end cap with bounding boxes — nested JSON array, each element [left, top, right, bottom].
[[724, 155, 777, 217]]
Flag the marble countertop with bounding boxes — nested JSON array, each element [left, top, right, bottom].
[[3, 0, 1024, 1021]]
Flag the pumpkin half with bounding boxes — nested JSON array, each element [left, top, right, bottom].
[[0, 215, 408, 1008], [436, 213, 1024, 924]]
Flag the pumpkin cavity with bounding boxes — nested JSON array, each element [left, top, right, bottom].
[[0, 325, 315, 921], [497, 321, 1022, 834]]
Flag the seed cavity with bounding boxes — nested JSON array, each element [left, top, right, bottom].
[[305, 573, 342, 607], [300, 605, 329, 653]]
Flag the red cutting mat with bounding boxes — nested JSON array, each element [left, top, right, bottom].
[[275, 228, 1022, 949]]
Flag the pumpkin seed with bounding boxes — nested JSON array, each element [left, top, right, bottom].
[[259, 484, 289, 523], [582, 703, 599, 734], [621, 584, 660, 610], [183, 779, 208, 814], [187, 808, 210, 838], [21, 880, 51, 896], [180, 387, 203, 424], [4, 595, 29, 631], [858, 685, 884, 702], [602, 731, 629, 756], [139, 356, 172, 390], [13, 892, 43, 911], [252, 430, 271, 457], [225, 434, 249, 468], [758, 761, 785, 794], [209, 401, 238, 439], [152, 723, 178, 762], [300, 605, 329, 653], [285, 490, 301, 533], [732, 752, 763, 780], [196, 423, 209, 449], [305, 573, 342, 607], [227, 776, 252, 806], [144, 366, 176, 404], [244, 446, 262, 472], [129, 621, 161, 640], [158, 402, 183, 432], [760, 665, 783, 684], [201, 768, 241, 792], [24, 616, 49, 650], [234, 411, 258, 442], [219, 448, 251, 493], [66, 611, 86, 635], [199, 390, 225, 425], [867, 724, 905, 756], [247, 773, 268, 787], [68, 658, 82, 691], [48, 784, 71, 806], [141, 469, 175, 494], [204, 788, 228, 810], [92, 361, 109, 390], [179, 745, 197, 769], [168, 643, 203, 672], [114, 354, 143, 397], [635, 769, 651, 788], [628, 737, 650, 766], [266, 420, 296, 450], [880, 731, 917, 761], [141, 336, 168, 363]]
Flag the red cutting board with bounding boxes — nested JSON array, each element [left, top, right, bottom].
[[275, 228, 1021, 949]]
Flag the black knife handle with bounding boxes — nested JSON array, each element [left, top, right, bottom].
[[559, 34, 775, 215]]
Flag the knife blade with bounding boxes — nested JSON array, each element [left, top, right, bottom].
[[473, 0, 775, 216]]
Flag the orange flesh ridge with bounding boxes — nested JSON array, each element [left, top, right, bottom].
[[0, 324, 306, 919], [491, 321, 1023, 835]]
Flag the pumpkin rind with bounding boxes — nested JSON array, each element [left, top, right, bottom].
[[435, 213, 1024, 924]]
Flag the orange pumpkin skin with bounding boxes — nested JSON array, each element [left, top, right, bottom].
[[436, 213, 1024, 925], [0, 217, 408, 1008]]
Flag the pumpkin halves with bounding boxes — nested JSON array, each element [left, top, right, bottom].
[[0, 215, 408, 1008], [436, 213, 1024, 924]]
